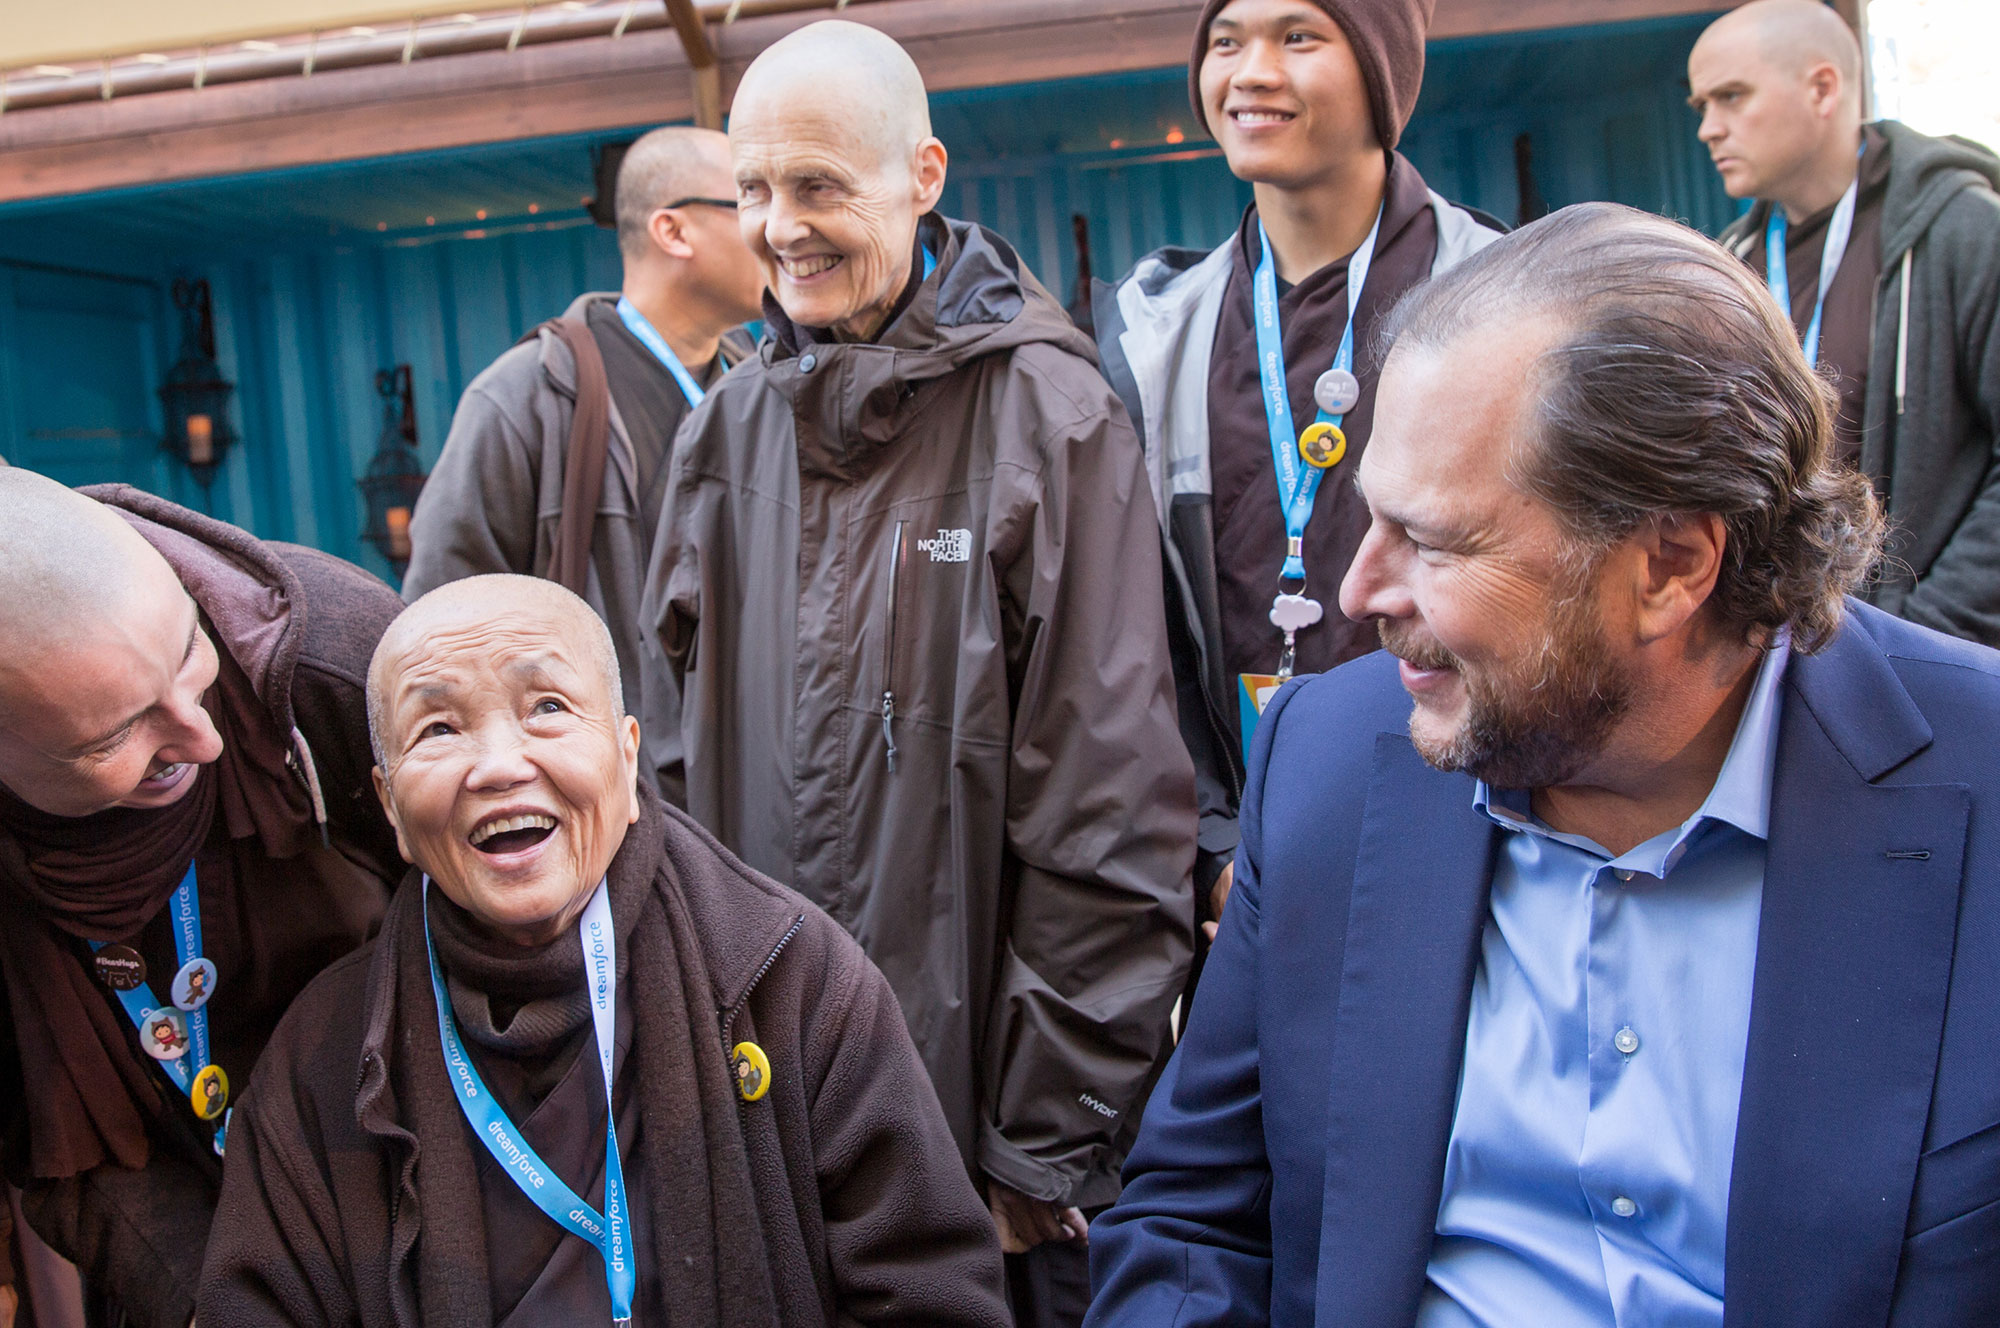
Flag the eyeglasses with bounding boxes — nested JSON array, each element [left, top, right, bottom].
[[661, 197, 738, 211]]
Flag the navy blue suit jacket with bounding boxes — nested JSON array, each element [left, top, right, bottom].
[[1087, 602, 2000, 1327]]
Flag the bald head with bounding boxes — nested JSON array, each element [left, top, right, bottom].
[[368, 574, 641, 944], [1698, 0, 1863, 93], [0, 468, 177, 652], [0, 470, 224, 816], [731, 21, 932, 172], [367, 575, 621, 767], [727, 22, 948, 341], [614, 125, 734, 260], [1689, 1, 1866, 212]]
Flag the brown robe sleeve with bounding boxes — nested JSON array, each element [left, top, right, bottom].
[[802, 937, 1012, 1328]]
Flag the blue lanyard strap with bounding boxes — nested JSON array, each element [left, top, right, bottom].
[[922, 244, 937, 280], [1764, 149, 1862, 367], [615, 296, 707, 409], [1253, 207, 1382, 585], [89, 865, 209, 1097], [424, 878, 635, 1326]]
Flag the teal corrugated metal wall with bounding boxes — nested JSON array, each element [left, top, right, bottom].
[[0, 13, 1734, 580], [183, 223, 620, 563]]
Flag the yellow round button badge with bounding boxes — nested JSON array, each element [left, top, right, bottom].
[[1299, 422, 1347, 470], [190, 1064, 229, 1121], [731, 1041, 771, 1102]]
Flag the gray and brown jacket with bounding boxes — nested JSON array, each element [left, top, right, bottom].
[[642, 213, 1197, 1209]]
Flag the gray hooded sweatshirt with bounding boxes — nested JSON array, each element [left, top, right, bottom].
[[1723, 121, 2000, 646]]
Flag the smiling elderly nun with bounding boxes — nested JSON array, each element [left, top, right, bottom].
[[197, 575, 1008, 1328]]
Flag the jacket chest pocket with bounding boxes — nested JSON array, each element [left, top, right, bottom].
[[857, 507, 980, 766], [880, 517, 910, 773]]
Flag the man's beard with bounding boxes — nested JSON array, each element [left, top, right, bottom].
[[1379, 573, 1635, 789]]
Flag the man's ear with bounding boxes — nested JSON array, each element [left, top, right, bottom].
[[1632, 511, 1729, 643], [647, 206, 696, 261], [1804, 59, 1844, 118], [372, 764, 415, 864], [912, 137, 948, 214], [620, 714, 643, 826]]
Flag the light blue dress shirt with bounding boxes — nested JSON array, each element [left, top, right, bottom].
[[1416, 636, 1791, 1328]]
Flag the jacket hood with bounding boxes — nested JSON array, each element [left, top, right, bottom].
[[1877, 119, 2000, 264], [752, 214, 1098, 474], [762, 213, 1094, 372]]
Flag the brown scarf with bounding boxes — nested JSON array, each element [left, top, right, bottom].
[[0, 517, 314, 1180], [388, 791, 781, 1327]]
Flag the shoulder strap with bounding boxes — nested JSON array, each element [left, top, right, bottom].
[[542, 317, 611, 596]]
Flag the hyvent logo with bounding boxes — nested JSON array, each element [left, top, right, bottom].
[[1078, 1092, 1118, 1119], [917, 528, 971, 563]]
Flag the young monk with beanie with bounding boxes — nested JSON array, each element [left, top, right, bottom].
[[1093, 0, 1502, 947]]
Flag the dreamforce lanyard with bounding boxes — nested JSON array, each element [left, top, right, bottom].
[[423, 877, 635, 1325], [616, 296, 709, 409], [89, 865, 225, 1114], [1765, 169, 1860, 366], [1253, 206, 1382, 676]]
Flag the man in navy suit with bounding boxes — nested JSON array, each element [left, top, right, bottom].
[[1086, 202, 2000, 1327]]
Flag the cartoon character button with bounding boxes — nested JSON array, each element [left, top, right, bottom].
[[141, 1008, 190, 1061], [190, 1064, 230, 1121], [730, 1041, 771, 1102], [172, 957, 217, 1012]]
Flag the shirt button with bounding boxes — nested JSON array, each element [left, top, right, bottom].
[[1611, 1196, 1638, 1219], [799, 353, 818, 372], [1614, 868, 1636, 882], [1614, 1026, 1641, 1055]]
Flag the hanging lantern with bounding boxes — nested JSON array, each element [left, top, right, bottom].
[[358, 365, 427, 578], [158, 278, 237, 483]]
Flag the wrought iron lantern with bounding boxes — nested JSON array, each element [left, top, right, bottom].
[[158, 278, 237, 483], [358, 365, 427, 578]]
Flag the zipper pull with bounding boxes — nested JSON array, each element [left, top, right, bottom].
[[882, 690, 898, 773]]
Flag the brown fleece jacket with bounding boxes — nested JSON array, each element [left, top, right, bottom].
[[197, 789, 1010, 1328]]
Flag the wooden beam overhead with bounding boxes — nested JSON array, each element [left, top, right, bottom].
[[661, 0, 723, 128], [1432, 0, 1731, 38], [663, 0, 718, 67], [0, 0, 1739, 206]]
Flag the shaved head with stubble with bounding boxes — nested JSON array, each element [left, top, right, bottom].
[[1690, 0, 1867, 213], [727, 21, 949, 341], [0, 469, 224, 817], [1701, 0, 1863, 93]]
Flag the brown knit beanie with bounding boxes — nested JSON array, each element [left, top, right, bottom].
[[1188, 0, 1435, 151]]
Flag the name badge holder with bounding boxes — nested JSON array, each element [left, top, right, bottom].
[[424, 877, 636, 1327], [89, 864, 230, 1142], [1764, 147, 1863, 367], [1240, 207, 1382, 760]]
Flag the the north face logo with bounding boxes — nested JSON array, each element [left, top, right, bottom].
[[916, 528, 971, 563]]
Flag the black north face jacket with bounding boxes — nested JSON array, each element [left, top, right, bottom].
[[643, 213, 1196, 1210]]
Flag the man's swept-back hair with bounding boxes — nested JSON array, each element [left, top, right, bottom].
[[1381, 201, 1882, 652]]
